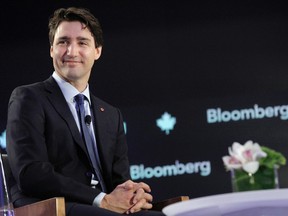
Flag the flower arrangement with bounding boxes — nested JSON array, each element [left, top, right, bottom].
[[222, 140, 286, 191]]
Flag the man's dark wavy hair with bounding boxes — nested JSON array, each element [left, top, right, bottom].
[[48, 7, 104, 48]]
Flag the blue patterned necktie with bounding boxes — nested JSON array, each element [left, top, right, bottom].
[[74, 94, 106, 192]]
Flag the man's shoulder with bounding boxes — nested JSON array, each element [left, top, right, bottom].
[[91, 95, 115, 108], [14, 77, 52, 91], [90, 95, 121, 114], [11, 77, 56, 98], [13, 81, 43, 94]]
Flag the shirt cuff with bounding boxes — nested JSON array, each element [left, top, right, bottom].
[[93, 192, 106, 207]]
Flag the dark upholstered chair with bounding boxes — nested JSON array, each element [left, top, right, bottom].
[[0, 154, 65, 216]]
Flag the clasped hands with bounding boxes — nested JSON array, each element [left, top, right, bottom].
[[100, 180, 153, 214]]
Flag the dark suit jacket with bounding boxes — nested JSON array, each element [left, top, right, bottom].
[[6, 76, 130, 206]]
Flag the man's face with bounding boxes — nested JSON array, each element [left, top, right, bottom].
[[50, 21, 101, 87]]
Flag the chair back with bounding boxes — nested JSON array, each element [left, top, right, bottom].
[[0, 154, 65, 216], [0, 153, 15, 215]]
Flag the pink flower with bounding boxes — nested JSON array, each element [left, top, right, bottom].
[[222, 140, 267, 174]]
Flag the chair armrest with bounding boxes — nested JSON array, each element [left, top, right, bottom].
[[14, 197, 65, 216], [152, 196, 189, 211]]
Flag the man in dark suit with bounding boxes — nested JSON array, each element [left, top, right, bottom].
[[6, 7, 164, 216]]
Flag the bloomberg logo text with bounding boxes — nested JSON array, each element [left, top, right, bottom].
[[130, 160, 211, 180], [207, 104, 288, 123]]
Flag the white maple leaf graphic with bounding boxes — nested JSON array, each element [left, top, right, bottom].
[[156, 112, 176, 135]]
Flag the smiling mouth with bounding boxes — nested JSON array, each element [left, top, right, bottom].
[[63, 60, 82, 64]]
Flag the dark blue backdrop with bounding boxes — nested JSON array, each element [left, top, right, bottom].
[[1, 1, 288, 202]]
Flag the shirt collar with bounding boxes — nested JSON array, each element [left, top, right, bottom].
[[52, 71, 91, 104]]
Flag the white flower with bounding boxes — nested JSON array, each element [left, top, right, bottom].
[[222, 155, 242, 170], [243, 161, 259, 174], [222, 140, 267, 174]]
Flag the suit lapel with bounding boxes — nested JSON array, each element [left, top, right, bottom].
[[43, 77, 88, 154], [90, 96, 108, 166]]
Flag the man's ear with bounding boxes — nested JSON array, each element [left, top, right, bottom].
[[50, 46, 54, 58], [95, 46, 102, 60]]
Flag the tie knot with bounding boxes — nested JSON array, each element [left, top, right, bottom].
[[74, 94, 85, 106]]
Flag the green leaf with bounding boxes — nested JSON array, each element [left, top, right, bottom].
[[233, 166, 277, 191], [260, 146, 287, 169]]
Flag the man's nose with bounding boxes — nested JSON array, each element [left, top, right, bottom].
[[66, 43, 78, 56]]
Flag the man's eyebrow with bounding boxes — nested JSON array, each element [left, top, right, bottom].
[[56, 36, 91, 41], [57, 36, 70, 41], [77, 37, 92, 42]]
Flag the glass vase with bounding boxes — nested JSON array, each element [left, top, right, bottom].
[[231, 165, 279, 192]]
